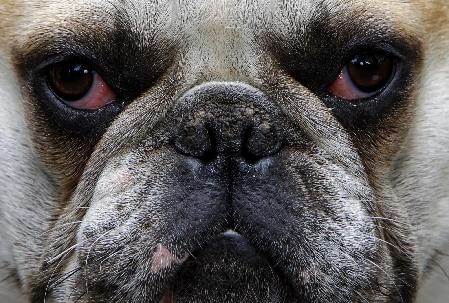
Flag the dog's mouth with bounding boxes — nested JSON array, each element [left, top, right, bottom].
[[45, 152, 404, 303], [60, 220, 393, 303], [75, 228, 299, 303], [157, 230, 295, 303]]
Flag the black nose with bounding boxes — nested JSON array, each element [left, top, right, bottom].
[[172, 83, 285, 163]]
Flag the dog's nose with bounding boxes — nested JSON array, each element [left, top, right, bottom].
[[174, 111, 283, 162], [172, 83, 285, 163]]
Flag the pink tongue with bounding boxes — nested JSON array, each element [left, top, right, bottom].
[[159, 292, 174, 303]]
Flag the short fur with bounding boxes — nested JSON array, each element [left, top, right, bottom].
[[0, 0, 448, 302]]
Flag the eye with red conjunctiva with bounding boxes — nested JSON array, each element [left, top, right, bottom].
[[47, 62, 116, 110], [329, 52, 395, 100]]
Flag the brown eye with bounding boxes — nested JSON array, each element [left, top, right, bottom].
[[48, 62, 94, 101], [348, 53, 394, 93], [329, 52, 395, 100], [47, 62, 116, 110]]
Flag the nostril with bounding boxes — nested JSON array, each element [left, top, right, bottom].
[[242, 122, 283, 163], [199, 123, 218, 162], [174, 122, 217, 162]]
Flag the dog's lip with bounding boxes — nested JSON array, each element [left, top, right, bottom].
[[155, 229, 295, 302]]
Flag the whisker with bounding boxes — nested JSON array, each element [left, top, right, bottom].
[[370, 216, 407, 226], [430, 259, 449, 283], [48, 267, 82, 290], [44, 251, 72, 303], [366, 235, 409, 256], [85, 229, 115, 267], [0, 272, 16, 285], [74, 290, 87, 303], [59, 221, 84, 227], [84, 229, 115, 297], [46, 242, 85, 265], [435, 249, 449, 258], [363, 258, 405, 303], [376, 282, 404, 303], [354, 289, 370, 303]]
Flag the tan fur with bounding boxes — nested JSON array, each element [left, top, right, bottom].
[[1, 1, 449, 302]]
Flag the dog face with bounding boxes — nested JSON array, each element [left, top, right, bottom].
[[0, 0, 448, 302]]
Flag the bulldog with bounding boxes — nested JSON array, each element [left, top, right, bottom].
[[0, 0, 448, 302]]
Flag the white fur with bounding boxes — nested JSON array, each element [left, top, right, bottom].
[[0, 1, 448, 302], [0, 53, 55, 302], [395, 26, 449, 301]]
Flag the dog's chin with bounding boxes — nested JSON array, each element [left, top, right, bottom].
[[162, 231, 295, 303], [61, 228, 394, 303], [69, 231, 296, 303]]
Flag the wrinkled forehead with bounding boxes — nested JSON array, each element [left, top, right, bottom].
[[3, 0, 424, 50]]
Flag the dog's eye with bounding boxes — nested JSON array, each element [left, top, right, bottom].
[[329, 52, 395, 100], [47, 62, 116, 110]]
